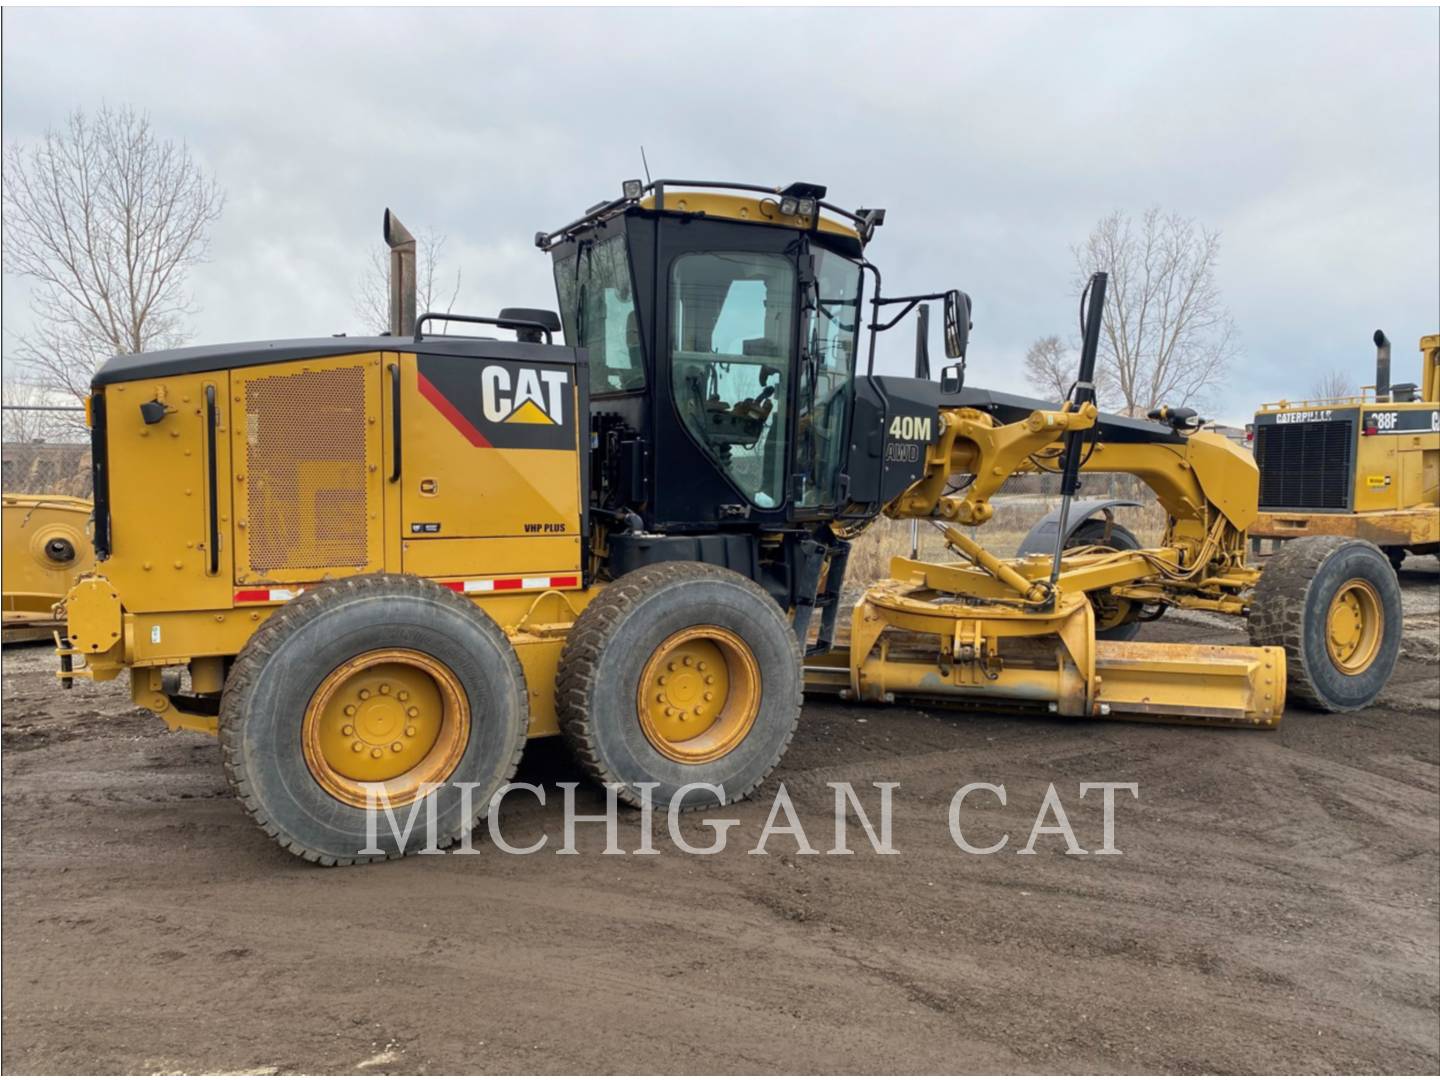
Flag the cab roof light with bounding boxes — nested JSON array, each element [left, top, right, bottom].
[[780, 181, 827, 200]]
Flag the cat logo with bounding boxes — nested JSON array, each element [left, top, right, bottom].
[[417, 356, 574, 451], [481, 365, 568, 426]]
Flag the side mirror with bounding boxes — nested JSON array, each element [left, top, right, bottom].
[[943, 290, 972, 359], [940, 361, 966, 395]]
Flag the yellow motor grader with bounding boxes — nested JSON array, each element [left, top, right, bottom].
[[55, 180, 1403, 863]]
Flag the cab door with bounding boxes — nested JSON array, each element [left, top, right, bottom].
[[791, 247, 862, 517]]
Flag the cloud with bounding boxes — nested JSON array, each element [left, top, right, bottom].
[[2, 6, 1436, 421]]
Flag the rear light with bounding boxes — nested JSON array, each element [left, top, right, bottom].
[[1363, 424, 1378, 436]]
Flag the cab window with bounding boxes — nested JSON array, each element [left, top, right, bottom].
[[670, 251, 794, 509], [554, 234, 645, 396]]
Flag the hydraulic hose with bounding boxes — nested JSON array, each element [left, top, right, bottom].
[[1048, 272, 1108, 591]]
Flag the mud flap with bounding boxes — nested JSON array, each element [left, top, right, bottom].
[[1015, 498, 1141, 557]]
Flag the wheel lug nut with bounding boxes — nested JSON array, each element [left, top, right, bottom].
[[682, 655, 693, 666], [343, 705, 357, 717], [665, 707, 676, 717], [359, 688, 372, 700], [391, 741, 403, 753], [397, 691, 409, 702], [351, 741, 364, 753], [656, 693, 666, 703], [703, 691, 714, 702], [405, 726, 417, 737], [370, 747, 383, 759], [667, 662, 677, 672], [705, 676, 715, 685], [341, 724, 355, 736], [658, 676, 667, 686], [379, 683, 391, 695], [697, 662, 707, 672], [407, 707, 419, 718]]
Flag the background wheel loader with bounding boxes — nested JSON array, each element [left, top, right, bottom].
[[55, 180, 1405, 863], [1248, 331, 1439, 568]]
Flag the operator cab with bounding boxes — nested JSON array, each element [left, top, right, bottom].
[[538, 180, 970, 646], [538, 180, 882, 529]]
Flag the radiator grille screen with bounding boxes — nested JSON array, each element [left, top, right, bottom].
[[244, 365, 371, 572], [1255, 419, 1354, 510]]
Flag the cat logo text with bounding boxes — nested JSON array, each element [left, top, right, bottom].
[[417, 355, 576, 452]]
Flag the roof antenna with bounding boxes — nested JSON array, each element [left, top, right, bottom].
[[640, 145, 652, 185]]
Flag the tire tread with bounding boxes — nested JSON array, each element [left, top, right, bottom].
[[1247, 535, 1390, 712], [555, 562, 802, 810], [218, 572, 527, 865]]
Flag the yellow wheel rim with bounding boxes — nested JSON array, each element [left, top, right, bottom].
[[1325, 578, 1383, 675], [1091, 592, 1134, 632], [302, 648, 469, 809], [637, 625, 760, 764]]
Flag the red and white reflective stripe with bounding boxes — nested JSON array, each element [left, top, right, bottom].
[[233, 575, 578, 605], [233, 587, 303, 604], [443, 574, 580, 594]]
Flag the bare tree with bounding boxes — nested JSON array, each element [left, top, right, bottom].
[[353, 229, 462, 334], [1309, 367, 1358, 401], [1023, 334, 1117, 407], [1023, 335, 1113, 403], [1073, 207, 1238, 416], [1024, 335, 1072, 402], [3, 106, 225, 404]]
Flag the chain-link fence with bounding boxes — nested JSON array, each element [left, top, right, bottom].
[[2, 405, 91, 496]]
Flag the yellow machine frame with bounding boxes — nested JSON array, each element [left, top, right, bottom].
[[59, 349, 602, 737], [59, 367, 1283, 732]]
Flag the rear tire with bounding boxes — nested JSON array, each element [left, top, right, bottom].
[[556, 562, 802, 810], [1066, 518, 1147, 642], [1247, 536, 1401, 712], [220, 573, 528, 865]]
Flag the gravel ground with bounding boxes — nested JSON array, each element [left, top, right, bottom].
[[1, 561, 1436, 1074]]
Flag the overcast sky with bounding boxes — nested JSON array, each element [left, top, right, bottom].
[[3, 6, 1437, 422]]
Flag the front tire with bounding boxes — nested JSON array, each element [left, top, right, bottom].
[[220, 573, 528, 865], [1247, 536, 1401, 712], [556, 562, 802, 810]]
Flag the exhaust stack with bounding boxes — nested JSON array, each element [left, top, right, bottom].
[[1373, 329, 1391, 402], [385, 209, 416, 338]]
